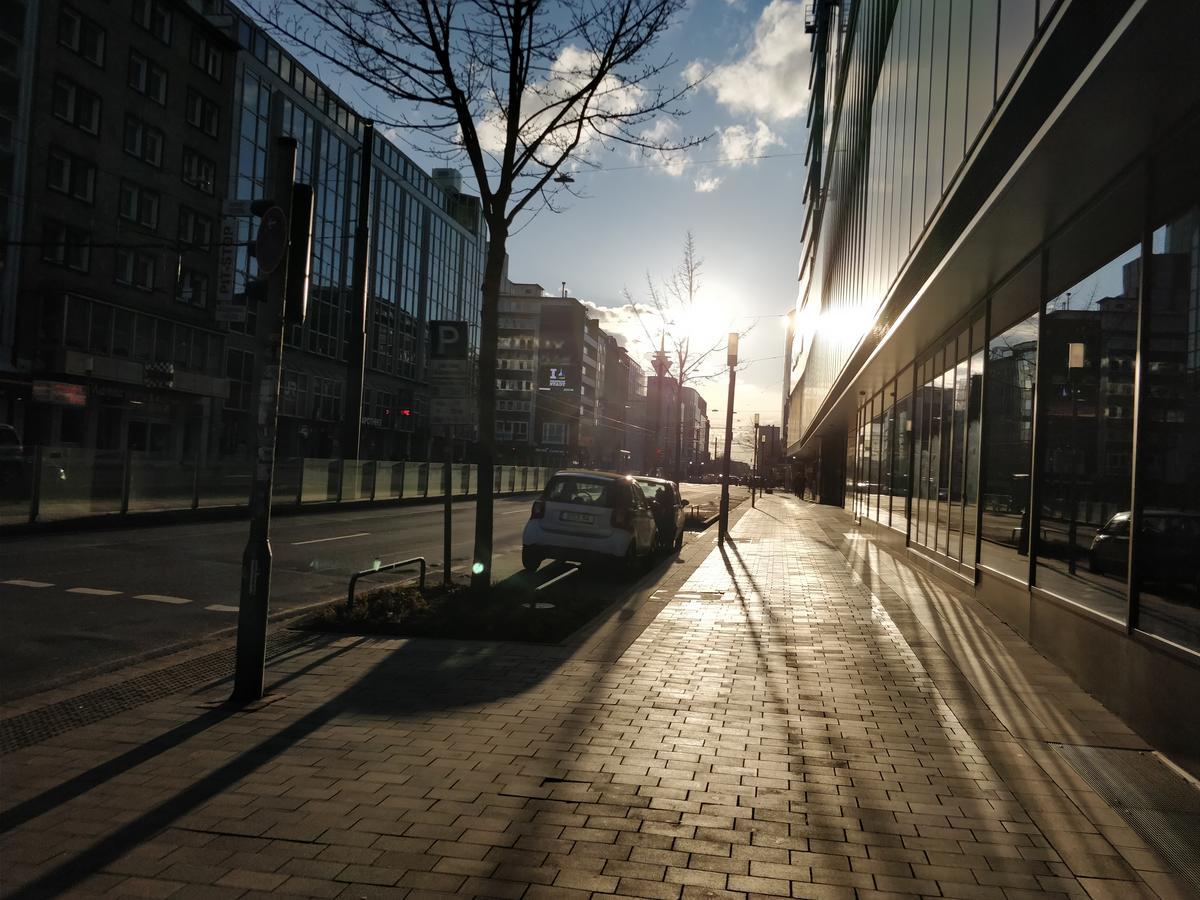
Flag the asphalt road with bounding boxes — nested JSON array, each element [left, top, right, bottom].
[[0, 481, 739, 701]]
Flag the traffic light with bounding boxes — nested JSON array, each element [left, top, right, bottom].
[[241, 184, 313, 325]]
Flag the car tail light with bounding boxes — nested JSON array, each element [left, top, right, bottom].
[[611, 507, 631, 530], [530, 499, 544, 519]]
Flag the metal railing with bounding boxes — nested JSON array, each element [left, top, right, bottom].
[[0, 449, 554, 528], [347, 556, 426, 610]]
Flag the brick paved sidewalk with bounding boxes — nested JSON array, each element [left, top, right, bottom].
[[0, 496, 1191, 899]]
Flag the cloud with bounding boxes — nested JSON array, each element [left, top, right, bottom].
[[637, 119, 687, 177], [692, 0, 811, 121], [693, 175, 722, 193], [580, 300, 654, 359], [718, 120, 782, 164], [475, 45, 647, 158]]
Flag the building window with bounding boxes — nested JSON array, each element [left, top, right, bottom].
[[1035, 242, 1140, 621], [115, 249, 157, 291], [57, 6, 105, 66], [542, 422, 567, 445], [118, 180, 160, 230], [189, 31, 222, 81], [177, 206, 212, 249], [181, 149, 215, 194], [123, 115, 164, 167], [184, 88, 219, 137], [312, 377, 343, 421], [132, 0, 172, 44], [46, 148, 95, 202], [42, 220, 90, 272], [128, 50, 168, 104], [226, 348, 254, 410], [176, 268, 209, 306], [51, 76, 101, 134]]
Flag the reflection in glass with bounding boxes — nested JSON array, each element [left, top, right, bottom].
[[965, 0, 998, 149], [963, 348, 984, 567], [880, 394, 894, 527], [893, 391, 913, 535], [979, 311, 1038, 581], [1138, 205, 1200, 650], [1035, 243, 1139, 621], [948, 354, 970, 559]]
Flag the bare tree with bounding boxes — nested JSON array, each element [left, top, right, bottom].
[[256, 0, 704, 590], [627, 232, 749, 481]]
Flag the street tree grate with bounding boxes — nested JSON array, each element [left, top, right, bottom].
[[0, 631, 317, 755], [1053, 743, 1200, 895]]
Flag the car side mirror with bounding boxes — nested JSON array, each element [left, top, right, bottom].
[[679, 497, 688, 506]]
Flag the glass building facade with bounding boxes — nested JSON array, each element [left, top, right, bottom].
[[220, 8, 484, 460], [788, 0, 1200, 769]]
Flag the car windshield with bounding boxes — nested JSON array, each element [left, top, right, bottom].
[[545, 476, 617, 508]]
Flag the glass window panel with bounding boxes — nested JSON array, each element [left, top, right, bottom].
[[966, 0, 998, 150], [963, 345, 985, 567], [944, 0, 970, 189], [898, 0, 920, 265], [1136, 204, 1200, 649], [919, 362, 935, 546], [929, 358, 946, 549], [938, 359, 955, 554], [979, 310, 1038, 581], [881, 391, 894, 527], [948, 353, 970, 560], [996, 0, 1035, 96], [1035, 243, 1139, 621], [893, 390, 913, 535]]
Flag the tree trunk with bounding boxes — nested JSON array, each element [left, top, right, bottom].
[[471, 227, 507, 593]]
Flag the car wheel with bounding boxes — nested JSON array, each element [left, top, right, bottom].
[[622, 540, 639, 577], [521, 548, 541, 572]]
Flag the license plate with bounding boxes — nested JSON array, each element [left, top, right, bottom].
[[560, 511, 594, 524]]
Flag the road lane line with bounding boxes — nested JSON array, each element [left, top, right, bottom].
[[290, 532, 370, 545], [3, 579, 53, 588], [135, 594, 191, 605], [67, 587, 122, 596], [206, 604, 239, 612]]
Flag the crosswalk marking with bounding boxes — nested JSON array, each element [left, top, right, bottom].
[[3, 579, 53, 588], [135, 594, 191, 605], [206, 604, 239, 613], [67, 587, 122, 596]]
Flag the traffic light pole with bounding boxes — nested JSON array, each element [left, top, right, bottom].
[[718, 333, 738, 546], [233, 134, 297, 703]]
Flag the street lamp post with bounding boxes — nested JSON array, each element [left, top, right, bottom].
[[718, 334, 738, 545], [751, 413, 760, 508]]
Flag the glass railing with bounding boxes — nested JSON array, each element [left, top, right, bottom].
[[0, 448, 555, 526]]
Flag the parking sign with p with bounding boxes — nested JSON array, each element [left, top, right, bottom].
[[430, 321, 468, 359]]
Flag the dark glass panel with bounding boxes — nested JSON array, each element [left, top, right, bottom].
[[929, 356, 946, 550], [965, 0, 998, 151], [979, 310, 1038, 581], [963, 346, 985, 567], [911, 0, 932, 236], [938, 357, 955, 555], [949, 352, 970, 559], [1035, 243, 1139, 621], [1137, 205, 1200, 650], [893, 390, 913, 535], [880, 391, 894, 527]]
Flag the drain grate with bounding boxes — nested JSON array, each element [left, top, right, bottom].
[[1053, 744, 1200, 894], [0, 630, 317, 755]]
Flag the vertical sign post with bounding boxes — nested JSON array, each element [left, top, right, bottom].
[[718, 333, 738, 546], [430, 321, 470, 586], [233, 132, 297, 703], [752, 413, 760, 507]]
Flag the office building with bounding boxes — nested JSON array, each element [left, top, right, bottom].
[[646, 376, 710, 478], [788, 0, 1200, 766], [495, 273, 540, 459]]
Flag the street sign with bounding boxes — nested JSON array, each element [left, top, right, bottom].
[[216, 303, 247, 324], [430, 320, 469, 359], [254, 206, 288, 274], [222, 198, 255, 217], [216, 218, 237, 303]]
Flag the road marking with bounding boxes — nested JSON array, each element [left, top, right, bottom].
[[3, 579, 53, 588], [206, 604, 239, 613], [291, 532, 370, 546], [135, 594, 191, 605], [67, 587, 121, 596]]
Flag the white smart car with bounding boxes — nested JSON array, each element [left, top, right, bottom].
[[521, 470, 658, 574]]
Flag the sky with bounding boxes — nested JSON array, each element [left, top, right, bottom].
[[267, 0, 814, 456]]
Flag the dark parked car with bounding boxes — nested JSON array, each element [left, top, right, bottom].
[[632, 475, 687, 553], [1090, 509, 1200, 595]]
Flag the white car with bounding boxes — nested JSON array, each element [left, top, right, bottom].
[[522, 470, 658, 574]]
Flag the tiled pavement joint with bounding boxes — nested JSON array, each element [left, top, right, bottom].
[[0, 495, 1192, 899]]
